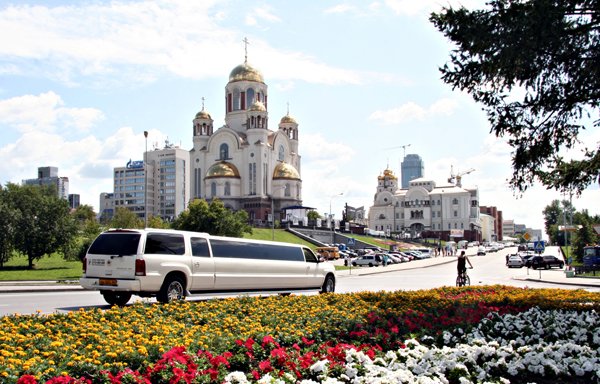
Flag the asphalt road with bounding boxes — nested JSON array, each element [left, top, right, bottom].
[[1, 246, 597, 316]]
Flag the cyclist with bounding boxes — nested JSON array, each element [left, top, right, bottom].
[[457, 250, 473, 283]]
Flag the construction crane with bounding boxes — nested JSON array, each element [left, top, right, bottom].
[[448, 165, 475, 187], [385, 144, 411, 158]]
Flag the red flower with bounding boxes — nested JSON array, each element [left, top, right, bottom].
[[17, 375, 37, 384], [259, 359, 272, 372]]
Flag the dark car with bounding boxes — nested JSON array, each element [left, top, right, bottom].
[[530, 255, 564, 270]]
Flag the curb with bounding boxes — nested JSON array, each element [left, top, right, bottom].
[[512, 276, 600, 289]]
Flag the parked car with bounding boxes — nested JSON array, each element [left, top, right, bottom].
[[351, 255, 382, 267], [386, 253, 404, 264], [506, 255, 524, 268], [477, 247, 486, 256], [530, 255, 565, 270]]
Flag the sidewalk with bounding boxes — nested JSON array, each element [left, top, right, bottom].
[[0, 280, 83, 293]]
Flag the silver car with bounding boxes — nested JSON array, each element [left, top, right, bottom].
[[352, 255, 382, 267]]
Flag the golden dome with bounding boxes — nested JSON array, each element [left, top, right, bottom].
[[273, 162, 300, 180], [229, 62, 264, 83], [378, 169, 397, 180], [206, 162, 240, 178], [195, 109, 211, 120], [280, 114, 297, 124], [249, 100, 266, 112]]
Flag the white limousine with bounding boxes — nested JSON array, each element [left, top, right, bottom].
[[80, 228, 336, 305]]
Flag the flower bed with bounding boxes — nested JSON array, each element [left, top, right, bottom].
[[1, 286, 599, 383]]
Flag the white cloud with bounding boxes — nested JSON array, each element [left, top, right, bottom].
[[369, 98, 459, 125], [0, 1, 383, 87], [324, 4, 359, 14], [0, 92, 104, 133]]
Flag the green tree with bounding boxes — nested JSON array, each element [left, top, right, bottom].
[[307, 210, 321, 221], [3, 183, 77, 269], [65, 205, 102, 261], [0, 190, 20, 267], [571, 214, 598, 262], [110, 207, 144, 229], [72, 204, 96, 224], [147, 215, 170, 229], [172, 198, 252, 237], [430, 1, 600, 194]]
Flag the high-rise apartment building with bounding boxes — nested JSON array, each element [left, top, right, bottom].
[[23, 166, 69, 199], [401, 154, 424, 188], [110, 141, 190, 222]]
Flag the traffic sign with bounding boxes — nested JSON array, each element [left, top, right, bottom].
[[347, 238, 356, 246], [533, 241, 545, 253], [523, 232, 531, 241]]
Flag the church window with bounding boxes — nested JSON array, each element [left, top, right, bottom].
[[220, 143, 229, 160], [454, 210, 458, 217], [379, 214, 385, 219], [461, 222, 464, 229], [224, 182, 231, 196], [211, 182, 216, 197], [452, 198, 458, 205], [246, 88, 255, 107], [240, 91, 246, 109], [233, 89, 241, 110], [285, 183, 291, 197], [279, 145, 285, 161]]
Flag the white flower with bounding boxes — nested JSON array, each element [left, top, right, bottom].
[[310, 359, 329, 374], [224, 371, 250, 383]]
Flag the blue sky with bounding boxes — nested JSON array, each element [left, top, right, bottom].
[[0, 0, 598, 235]]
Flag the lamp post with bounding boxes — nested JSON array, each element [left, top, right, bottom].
[[143, 130, 148, 228], [271, 185, 287, 240], [329, 192, 343, 243]]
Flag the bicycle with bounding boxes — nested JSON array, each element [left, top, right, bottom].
[[456, 267, 473, 287]]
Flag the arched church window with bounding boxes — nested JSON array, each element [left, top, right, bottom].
[[211, 182, 217, 197], [379, 214, 386, 219], [452, 198, 458, 205], [285, 183, 290, 197], [246, 88, 255, 107], [233, 89, 241, 110], [220, 143, 229, 160], [224, 182, 231, 196]]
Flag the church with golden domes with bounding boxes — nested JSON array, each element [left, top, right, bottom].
[[189, 56, 302, 225]]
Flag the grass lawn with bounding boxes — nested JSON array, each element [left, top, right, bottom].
[[0, 253, 83, 281]]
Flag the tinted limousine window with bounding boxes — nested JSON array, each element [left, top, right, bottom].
[[88, 232, 141, 255], [211, 239, 304, 262], [145, 233, 185, 255]]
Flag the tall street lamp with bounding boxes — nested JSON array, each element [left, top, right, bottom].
[[329, 192, 343, 243], [271, 185, 287, 240], [143, 130, 148, 228]]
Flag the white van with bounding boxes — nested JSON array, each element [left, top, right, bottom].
[[80, 229, 336, 305]]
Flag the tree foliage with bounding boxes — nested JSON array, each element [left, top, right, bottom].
[[110, 207, 144, 229], [307, 210, 321, 221], [430, 0, 600, 194], [172, 198, 252, 237], [147, 215, 170, 229], [0, 183, 77, 268]]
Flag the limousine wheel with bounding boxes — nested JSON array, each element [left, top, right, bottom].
[[157, 275, 186, 303], [320, 274, 335, 294], [101, 291, 132, 306]]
